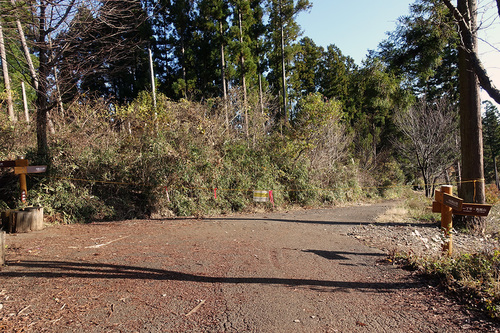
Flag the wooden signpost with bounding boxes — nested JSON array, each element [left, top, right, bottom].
[[0, 158, 46, 203], [433, 185, 492, 255]]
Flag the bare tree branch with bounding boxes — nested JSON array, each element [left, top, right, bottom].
[[442, 0, 500, 104], [394, 96, 459, 197]]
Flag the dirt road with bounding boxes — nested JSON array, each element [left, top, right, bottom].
[[0, 202, 496, 332]]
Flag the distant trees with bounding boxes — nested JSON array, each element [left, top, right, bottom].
[[266, 0, 311, 123]]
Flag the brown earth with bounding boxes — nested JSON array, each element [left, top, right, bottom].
[[0, 201, 498, 332]]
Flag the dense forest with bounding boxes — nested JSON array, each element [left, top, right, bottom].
[[1, 0, 500, 222]]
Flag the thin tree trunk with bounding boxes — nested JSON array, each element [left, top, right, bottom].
[[494, 155, 499, 189], [45, 37, 56, 135], [220, 21, 228, 130], [238, 10, 249, 138], [48, 37, 63, 126], [258, 71, 264, 114], [21, 81, 29, 123], [422, 171, 430, 197], [456, 159, 462, 194], [11, 0, 38, 90], [444, 167, 450, 184], [148, 48, 158, 133], [181, 36, 187, 99], [149, 48, 156, 109], [0, 23, 16, 122]]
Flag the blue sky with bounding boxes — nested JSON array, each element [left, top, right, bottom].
[[297, 1, 413, 65], [296, 0, 500, 107]]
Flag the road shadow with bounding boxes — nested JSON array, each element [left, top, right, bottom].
[[301, 249, 386, 260], [150, 216, 437, 229], [1, 260, 419, 292]]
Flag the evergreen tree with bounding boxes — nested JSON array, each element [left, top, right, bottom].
[[348, 57, 404, 168], [482, 101, 500, 189], [248, 0, 267, 115], [266, 0, 311, 123], [290, 37, 322, 98], [377, 0, 459, 102], [164, 0, 197, 99], [194, 0, 225, 100], [316, 44, 357, 106], [228, 0, 258, 136]]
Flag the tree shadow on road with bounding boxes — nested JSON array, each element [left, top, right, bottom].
[[151, 216, 436, 229], [1, 260, 420, 293], [301, 249, 386, 260]]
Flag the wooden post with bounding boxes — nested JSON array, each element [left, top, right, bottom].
[[441, 185, 453, 255], [15, 159, 29, 203], [19, 174, 27, 203]]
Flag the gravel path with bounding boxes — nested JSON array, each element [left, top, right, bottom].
[[0, 202, 497, 332]]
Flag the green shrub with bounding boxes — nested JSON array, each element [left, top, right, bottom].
[[30, 179, 115, 223], [408, 251, 500, 319]]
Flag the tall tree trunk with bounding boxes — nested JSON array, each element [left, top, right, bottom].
[[457, 0, 485, 205], [36, 3, 49, 159], [181, 36, 187, 99], [220, 21, 228, 130], [442, 0, 500, 104], [0, 23, 16, 122], [279, 0, 288, 123]]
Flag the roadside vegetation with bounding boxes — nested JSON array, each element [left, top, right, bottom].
[[0, 92, 395, 223], [392, 188, 500, 320]]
